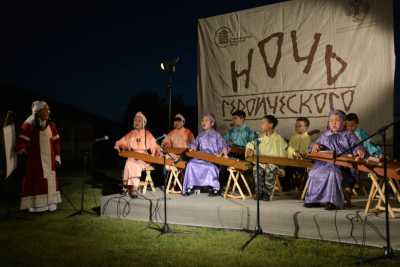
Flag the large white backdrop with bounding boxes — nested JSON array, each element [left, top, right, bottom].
[[197, 0, 394, 142]]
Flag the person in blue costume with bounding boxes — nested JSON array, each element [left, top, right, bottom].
[[224, 110, 255, 151], [345, 113, 383, 157]]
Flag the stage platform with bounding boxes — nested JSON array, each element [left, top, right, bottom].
[[101, 189, 400, 250]]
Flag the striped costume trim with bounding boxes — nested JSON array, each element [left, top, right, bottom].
[[18, 134, 30, 141]]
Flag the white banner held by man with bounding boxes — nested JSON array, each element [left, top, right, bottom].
[[197, 0, 394, 141]]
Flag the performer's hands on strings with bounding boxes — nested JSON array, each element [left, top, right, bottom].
[[311, 143, 365, 161], [215, 152, 228, 158], [245, 148, 254, 158], [292, 150, 305, 160], [311, 143, 321, 152], [354, 148, 365, 161], [115, 145, 129, 153], [152, 147, 161, 157]]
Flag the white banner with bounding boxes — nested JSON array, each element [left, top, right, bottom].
[[197, 0, 394, 141], [3, 124, 17, 178]]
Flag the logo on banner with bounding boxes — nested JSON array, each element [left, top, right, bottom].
[[214, 26, 251, 48]]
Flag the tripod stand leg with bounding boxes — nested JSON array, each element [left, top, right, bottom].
[[59, 188, 78, 212]]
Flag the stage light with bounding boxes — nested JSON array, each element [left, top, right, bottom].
[[160, 57, 180, 73]]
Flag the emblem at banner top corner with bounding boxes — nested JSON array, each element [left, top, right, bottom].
[[214, 26, 251, 48], [345, 0, 370, 23]]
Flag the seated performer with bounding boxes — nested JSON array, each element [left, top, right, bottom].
[[345, 113, 383, 157], [183, 113, 228, 196], [245, 115, 287, 201], [16, 101, 62, 213], [286, 117, 312, 192], [162, 113, 194, 149], [222, 110, 255, 188], [287, 117, 312, 159], [224, 110, 255, 152], [114, 112, 160, 198], [305, 110, 365, 210]]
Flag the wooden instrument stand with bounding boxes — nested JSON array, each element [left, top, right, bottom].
[[224, 167, 253, 200]]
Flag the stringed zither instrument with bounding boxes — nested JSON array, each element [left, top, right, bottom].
[[164, 147, 251, 171], [245, 155, 313, 169], [163, 147, 186, 155], [306, 151, 400, 180], [119, 150, 186, 169], [165, 146, 246, 157]]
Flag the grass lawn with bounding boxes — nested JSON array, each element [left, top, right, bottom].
[[0, 170, 398, 267]]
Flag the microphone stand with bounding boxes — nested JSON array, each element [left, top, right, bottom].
[[333, 120, 400, 263], [146, 134, 172, 234], [147, 143, 180, 235], [242, 134, 263, 250], [161, 152, 170, 233], [160, 148, 176, 234], [67, 137, 109, 218], [67, 151, 95, 217]]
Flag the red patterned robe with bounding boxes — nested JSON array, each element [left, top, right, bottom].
[[16, 119, 61, 210]]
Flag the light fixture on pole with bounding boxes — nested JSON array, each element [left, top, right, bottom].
[[160, 57, 180, 73]]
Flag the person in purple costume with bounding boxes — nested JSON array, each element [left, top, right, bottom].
[[183, 113, 229, 196], [304, 110, 365, 210]]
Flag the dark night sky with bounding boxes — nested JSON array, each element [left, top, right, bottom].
[[6, 0, 399, 122]]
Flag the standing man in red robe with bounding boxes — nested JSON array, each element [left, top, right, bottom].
[[16, 101, 61, 212]]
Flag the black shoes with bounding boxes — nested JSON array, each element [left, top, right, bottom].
[[184, 187, 220, 197], [303, 202, 337, 210], [255, 192, 270, 201], [260, 192, 270, 201], [324, 203, 337, 210], [184, 188, 194, 196], [129, 190, 138, 199], [304, 202, 321, 208], [208, 188, 219, 197], [121, 187, 128, 196]]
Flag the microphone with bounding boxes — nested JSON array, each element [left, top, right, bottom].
[[95, 135, 109, 142], [155, 134, 167, 142], [252, 131, 260, 142], [173, 56, 180, 65]]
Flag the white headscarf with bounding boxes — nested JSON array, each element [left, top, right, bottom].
[[134, 112, 147, 128], [25, 100, 48, 125], [175, 113, 185, 124], [32, 101, 48, 114]]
